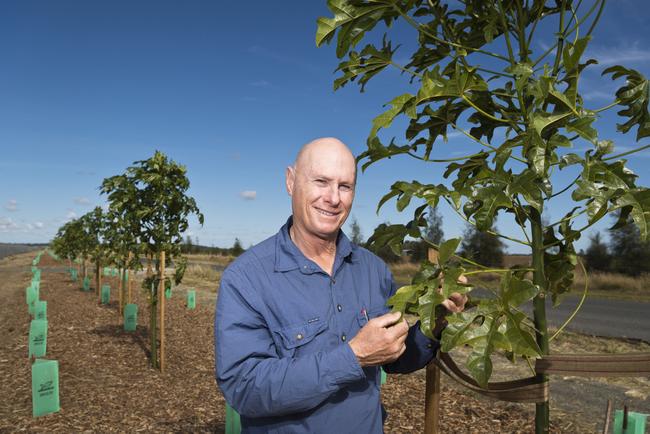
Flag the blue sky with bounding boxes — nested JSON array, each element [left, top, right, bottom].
[[1, 1, 649, 254]]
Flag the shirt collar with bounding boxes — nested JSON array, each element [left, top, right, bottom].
[[274, 216, 354, 273]]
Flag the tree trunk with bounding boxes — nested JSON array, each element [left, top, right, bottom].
[[96, 261, 102, 303], [160, 250, 166, 372], [150, 278, 158, 369], [531, 208, 550, 433], [118, 268, 123, 319], [424, 247, 441, 434]]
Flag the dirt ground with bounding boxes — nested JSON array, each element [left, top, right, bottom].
[[0, 252, 646, 433]]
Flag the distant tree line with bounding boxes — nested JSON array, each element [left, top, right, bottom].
[[180, 236, 246, 257], [350, 207, 505, 267], [583, 216, 650, 276]]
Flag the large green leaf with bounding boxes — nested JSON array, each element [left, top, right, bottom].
[[368, 93, 416, 141], [614, 189, 650, 240], [333, 40, 397, 92], [500, 272, 539, 308], [387, 283, 423, 314], [603, 66, 650, 140], [465, 314, 501, 388], [438, 237, 461, 264], [417, 285, 445, 339], [504, 311, 541, 357], [464, 186, 512, 231]]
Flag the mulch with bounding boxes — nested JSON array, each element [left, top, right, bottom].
[[0, 253, 575, 433]]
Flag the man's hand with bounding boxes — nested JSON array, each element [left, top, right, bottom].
[[440, 274, 468, 313], [348, 312, 408, 367]]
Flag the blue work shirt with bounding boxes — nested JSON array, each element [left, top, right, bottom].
[[215, 217, 439, 434]]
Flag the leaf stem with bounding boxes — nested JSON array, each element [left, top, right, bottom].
[[549, 257, 589, 341], [603, 143, 650, 161]]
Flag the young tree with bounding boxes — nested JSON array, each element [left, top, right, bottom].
[[609, 219, 650, 276], [231, 238, 244, 257], [101, 150, 203, 371], [424, 205, 444, 245], [317, 1, 650, 431], [583, 232, 610, 272], [349, 217, 364, 245], [460, 222, 505, 268]]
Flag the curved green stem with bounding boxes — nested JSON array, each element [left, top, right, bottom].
[[603, 143, 650, 161], [593, 99, 620, 113], [389, 60, 423, 78], [548, 175, 580, 199], [397, 2, 510, 62], [407, 149, 496, 163], [464, 268, 534, 276], [549, 258, 589, 341], [443, 197, 531, 246]]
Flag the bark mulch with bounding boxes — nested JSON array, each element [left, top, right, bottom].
[[1, 253, 576, 433]]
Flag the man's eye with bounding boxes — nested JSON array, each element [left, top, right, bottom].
[[315, 179, 327, 185], [339, 185, 352, 192]]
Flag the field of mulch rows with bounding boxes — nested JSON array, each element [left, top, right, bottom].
[[0, 252, 575, 433]]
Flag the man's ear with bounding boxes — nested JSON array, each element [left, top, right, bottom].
[[285, 166, 295, 196]]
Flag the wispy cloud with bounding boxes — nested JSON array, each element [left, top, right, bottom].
[[587, 42, 650, 66], [66, 210, 78, 221], [250, 80, 271, 87], [0, 217, 18, 231], [34, 221, 44, 229], [247, 45, 320, 74], [74, 197, 90, 205], [4, 199, 18, 212], [240, 191, 257, 200]]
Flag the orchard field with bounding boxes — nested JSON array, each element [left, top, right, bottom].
[[2, 251, 648, 432]]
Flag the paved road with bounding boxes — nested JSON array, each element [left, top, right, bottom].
[[470, 288, 650, 343]]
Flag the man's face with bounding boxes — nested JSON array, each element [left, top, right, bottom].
[[287, 145, 356, 241]]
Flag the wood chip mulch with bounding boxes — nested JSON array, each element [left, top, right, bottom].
[[1, 254, 575, 433]]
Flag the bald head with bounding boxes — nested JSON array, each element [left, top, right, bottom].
[[293, 137, 356, 180], [286, 137, 357, 243]]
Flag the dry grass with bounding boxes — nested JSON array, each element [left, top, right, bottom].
[[574, 271, 650, 300], [184, 253, 234, 267], [390, 261, 420, 285], [181, 264, 221, 290]]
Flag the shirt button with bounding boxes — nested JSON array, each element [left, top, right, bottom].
[[337, 304, 342, 312], [296, 333, 304, 340], [341, 334, 347, 342]]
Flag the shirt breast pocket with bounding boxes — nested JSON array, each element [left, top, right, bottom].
[[273, 319, 329, 358], [356, 306, 390, 327]]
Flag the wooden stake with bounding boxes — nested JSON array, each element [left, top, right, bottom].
[[160, 250, 166, 372], [96, 262, 102, 303], [424, 363, 441, 434], [118, 268, 123, 318], [602, 399, 612, 434], [424, 247, 441, 434]]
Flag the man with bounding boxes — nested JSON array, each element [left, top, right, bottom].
[[215, 137, 466, 433]]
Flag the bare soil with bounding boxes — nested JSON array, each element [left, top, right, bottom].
[[0, 252, 645, 433]]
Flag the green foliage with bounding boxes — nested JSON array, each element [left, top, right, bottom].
[[317, 0, 650, 398], [583, 232, 610, 272], [349, 217, 364, 245], [609, 216, 650, 276], [231, 238, 245, 257], [459, 222, 505, 268]]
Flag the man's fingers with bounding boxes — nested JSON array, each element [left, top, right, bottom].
[[372, 311, 402, 328], [441, 292, 468, 313]]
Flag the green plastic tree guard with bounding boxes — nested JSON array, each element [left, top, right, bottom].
[[187, 289, 196, 309], [124, 304, 138, 331], [112, 268, 118, 277], [83, 276, 90, 291], [103, 267, 110, 277], [29, 320, 48, 358], [225, 403, 242, 434], [613, 410, 647, 434], [31, 359, 60, 417], [165, 285, 172, 300], [101, 284, 110, 304], [71, 269, 78, 281], [34, 301, 47, 321]]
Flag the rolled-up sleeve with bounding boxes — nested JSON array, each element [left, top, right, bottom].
[[215, 265, 365, 418]]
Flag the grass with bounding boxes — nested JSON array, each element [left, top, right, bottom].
[[181, 264, 221, 290], [390, 261, 650, 302], [183, 253, 234, 267]]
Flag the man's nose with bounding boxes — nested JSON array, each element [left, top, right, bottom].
[[324, 185, 340, 205]]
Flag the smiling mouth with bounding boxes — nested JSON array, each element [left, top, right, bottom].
[[315, 207, 339, 217]]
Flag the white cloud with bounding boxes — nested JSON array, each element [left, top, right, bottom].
[[4, 199, 17, 212], [587, 42, 650, 66], [34, 221, 44, 229], [0, 216, 18, 231], [66, 210, 78, 221], [250, 80, 271, 87], [74, 197, 90, 205], [240, 191, 257, 200]]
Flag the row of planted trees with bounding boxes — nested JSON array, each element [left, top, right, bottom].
[[51, 151, 203, 371]]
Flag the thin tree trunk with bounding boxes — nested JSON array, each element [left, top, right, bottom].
[[160, 250, 166, 372], [531, 208, 550, 433]]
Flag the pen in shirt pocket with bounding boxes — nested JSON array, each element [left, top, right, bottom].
[[361, 308, 369, 322]]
